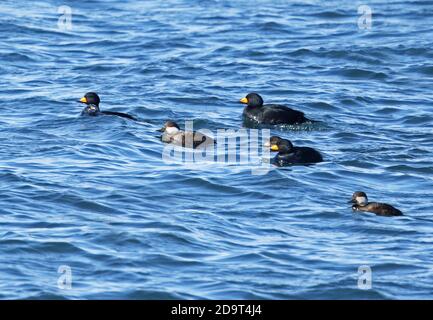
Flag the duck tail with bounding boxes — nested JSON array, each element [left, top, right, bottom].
[[306, 118, 320, 124]]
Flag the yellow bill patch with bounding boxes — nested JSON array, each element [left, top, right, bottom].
[[239, 97, 248, 104], [270, 145, 279, 151], [80, 97, 87, 103]]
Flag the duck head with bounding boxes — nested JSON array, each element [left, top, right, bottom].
[[349, 191, 368, 206], [240, 93, 264, 108], [158, 121, 181, 134], [264, 136, 294, 153], [78, 92, 100, 115]]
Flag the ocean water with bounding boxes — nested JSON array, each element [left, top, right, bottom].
[[0, 0, 432, 299]]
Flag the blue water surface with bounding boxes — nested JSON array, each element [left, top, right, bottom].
[[0, 0, 433, 299]]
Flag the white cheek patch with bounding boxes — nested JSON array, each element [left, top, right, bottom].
[[166, 127, 179, 134], [356, 196, 367, 205]]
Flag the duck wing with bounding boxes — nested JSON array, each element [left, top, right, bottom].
[[295, 147, 323, 163], [364, 202, 403, 216], [182, 131, 214, 149], [261, 104, 308, 125], [274, 147, 322, 165], [101, 111, 137, 121]]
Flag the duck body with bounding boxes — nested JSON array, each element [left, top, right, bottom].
[[273, 146, 323, 166], [159, 121, 215, 149], [352, 202, 403, 217], [243, 104, 310, 126], [266, 136, 322, 166], [78, 92, 137, 120], [349, 191, 403, 217], [81, 104, 100, 117], [240, 93, 314, 127], [99, 110, 137, 121]]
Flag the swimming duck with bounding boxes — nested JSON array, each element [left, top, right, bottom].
[[239, 93, 315, 126], [265, 136, 323, 166], [78, 92, 137, 120], [158, 121, 215, 149], [349, 191, 403, 217]]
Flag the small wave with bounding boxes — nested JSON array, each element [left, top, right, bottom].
[[333, 68, 388, 80], [309, 10, 351, 19], [409, 64, 433, 76]]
